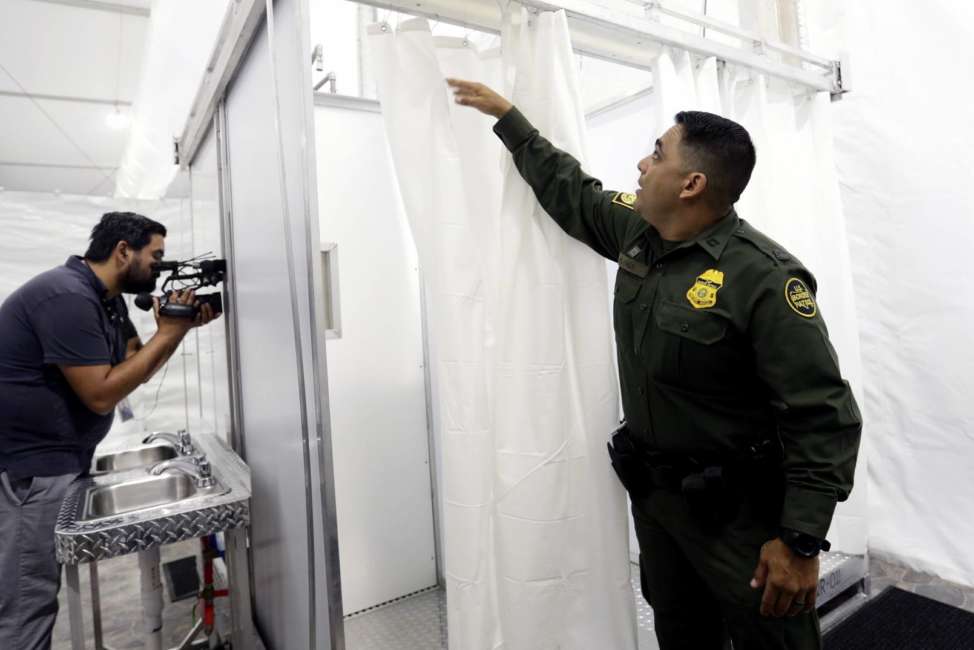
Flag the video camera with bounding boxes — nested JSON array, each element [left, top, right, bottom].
[[134, 256, 227, 319]]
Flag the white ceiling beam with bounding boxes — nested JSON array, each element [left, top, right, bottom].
[[0, 90, 133, 107], [357, 0, 838, 92], [0, 160, 118, 170], [363, 0, 664, 71], [25, 0, 150, 18]]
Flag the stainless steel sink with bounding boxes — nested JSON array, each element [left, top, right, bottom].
[[92, 444, 178, 473], [79, 473, 225, 521], [57, 433, 251, 565]]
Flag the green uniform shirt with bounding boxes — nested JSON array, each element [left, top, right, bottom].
[[493, 107, 862, 539]]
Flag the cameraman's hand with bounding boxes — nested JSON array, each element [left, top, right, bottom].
[[194, 301, 221, 329], [153, 290, 197, 340], [153, 290, 222, 336], [446, 79, 513, 119]]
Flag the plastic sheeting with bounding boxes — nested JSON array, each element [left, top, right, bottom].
[[113, 0, 230, 200], [804, 1, 974, 587], [369, 11, 637, 650]]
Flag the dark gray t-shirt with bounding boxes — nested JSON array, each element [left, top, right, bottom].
[[0, 256, 136, 479]]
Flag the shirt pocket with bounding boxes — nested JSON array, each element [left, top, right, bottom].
[[653, 300, 730, 387], [613, 270, 644, 346]]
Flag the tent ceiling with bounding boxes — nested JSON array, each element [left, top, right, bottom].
[[0, 0, 149, 196]]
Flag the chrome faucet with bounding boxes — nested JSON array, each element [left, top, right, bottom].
[[148, 454, 215, 488], [143, 429, 195, 455]]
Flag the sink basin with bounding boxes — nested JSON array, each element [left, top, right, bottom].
[[79, 473, 222, 521], [92, 445, 177, 473]]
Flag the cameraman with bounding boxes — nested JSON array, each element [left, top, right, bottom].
[[0, 212, 220, 649]]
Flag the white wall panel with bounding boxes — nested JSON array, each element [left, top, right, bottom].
[[314, 105, 437, 614]]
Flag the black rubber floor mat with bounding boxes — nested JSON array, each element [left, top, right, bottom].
[[824, 587, 974, 649]]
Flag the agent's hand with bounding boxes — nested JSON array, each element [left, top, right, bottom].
[[447, 78, 513, 119], [750, 538, 819, 618]]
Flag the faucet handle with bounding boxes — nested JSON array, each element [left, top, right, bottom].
[[194, 459, 214, 487], [196, 459, 212, 478]]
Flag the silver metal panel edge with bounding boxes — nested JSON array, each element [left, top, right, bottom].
[[288, 0, 346, 642], [177, 0, 265, 168], [262, 0, 325, 646], [215, 103, 248, 463], [417, 270, 443, 586], [25, 0, 149, 17]]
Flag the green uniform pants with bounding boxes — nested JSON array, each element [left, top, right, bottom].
[[631, 488, 821, 650]]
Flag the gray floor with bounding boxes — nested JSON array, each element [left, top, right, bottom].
[[52, 539, 231, 649], [343, 569, 658, 650], [867, 553, 974, 612], [51, 550, 974, 649]]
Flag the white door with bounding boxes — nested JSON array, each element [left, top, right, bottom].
[[315, 103, 437, 615]]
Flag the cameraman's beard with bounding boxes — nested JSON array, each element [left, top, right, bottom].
[[120, 264, 157, 295]]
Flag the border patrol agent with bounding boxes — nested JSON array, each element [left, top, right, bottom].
[[448, 78, 862, 649]]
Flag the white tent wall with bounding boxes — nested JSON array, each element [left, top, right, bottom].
[[805, 1, 974, 588], [114, 0, 232, 200]]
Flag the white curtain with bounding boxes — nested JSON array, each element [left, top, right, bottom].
[[369, 11, 637, 650], [655, 47, 869, 553]]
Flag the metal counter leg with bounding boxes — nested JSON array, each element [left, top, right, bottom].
[[225, 526, 258, 649], [65, 563, 86, 649], [89, 560, 104, 650]]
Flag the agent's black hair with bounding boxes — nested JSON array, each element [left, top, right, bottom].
[[674, 111, 756, 208]]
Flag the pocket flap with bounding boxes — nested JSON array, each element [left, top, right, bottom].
[[614, 270, 643, 303], [655, 301, 728, 344]]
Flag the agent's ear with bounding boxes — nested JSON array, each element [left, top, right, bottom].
[[679, 172, 708, 200]]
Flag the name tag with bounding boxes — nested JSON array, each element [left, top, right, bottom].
[[618, 253, 649, 278]]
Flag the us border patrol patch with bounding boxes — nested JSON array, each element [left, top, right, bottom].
[[686, 269, 724, 309], [785, 277, 817, 317], [612, 192, 637, 210]]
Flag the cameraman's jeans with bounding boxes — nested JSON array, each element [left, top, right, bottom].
[[0, 470, 77, 650], [631, 487, 821, 650]]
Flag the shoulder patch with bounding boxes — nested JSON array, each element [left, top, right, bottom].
[[785, 277, 817, 318], [612, 192, 637, 210]]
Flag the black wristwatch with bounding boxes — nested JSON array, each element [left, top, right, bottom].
[[779, 528, 831, 558]]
